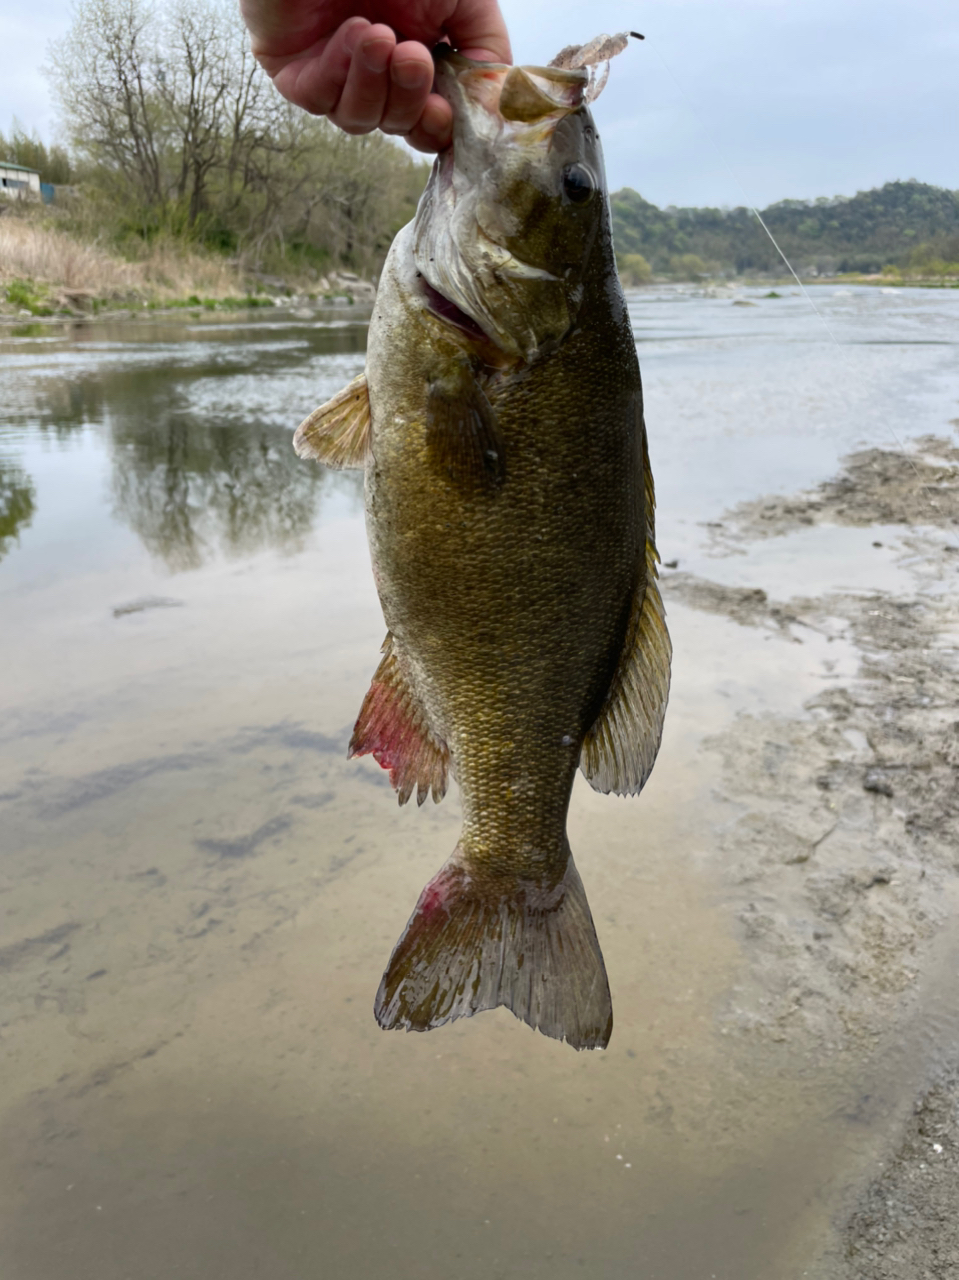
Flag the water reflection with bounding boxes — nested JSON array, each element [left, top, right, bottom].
[[35, 371, 107, 435], [1, 317, 368, 570], [111, 408, 351, 571], [0, 457, 35, 561]]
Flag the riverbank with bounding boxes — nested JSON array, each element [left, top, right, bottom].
[[4, 211, 955, 325], [662, 433, 959, 1276], [0, 215, 376, 319]]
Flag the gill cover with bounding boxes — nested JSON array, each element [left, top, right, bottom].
[[413, 47, 612, 362]]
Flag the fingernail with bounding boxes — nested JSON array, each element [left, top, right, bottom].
[[392, 59, 431, 92], [360, 37, 393, 73], [341, 18, 367, 56]]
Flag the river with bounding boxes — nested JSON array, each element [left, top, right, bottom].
[[2, 284, 958, 1279]]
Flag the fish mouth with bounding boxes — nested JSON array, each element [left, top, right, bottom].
[[431, 44, 589, 125], [421, 277, 488, 341], [411, 47, 587, 362]]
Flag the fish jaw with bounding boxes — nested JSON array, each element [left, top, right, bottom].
[[412, 50, 601, 363]]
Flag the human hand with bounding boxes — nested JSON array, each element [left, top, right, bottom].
[[240, 1, 511, 152]]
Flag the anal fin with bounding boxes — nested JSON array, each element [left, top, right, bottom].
[[293, 372, 371, 469], [581, 427, 672, 795], [350, 633, 450, 806]]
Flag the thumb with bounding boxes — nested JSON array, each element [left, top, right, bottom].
[[446, 0, 512, 64]]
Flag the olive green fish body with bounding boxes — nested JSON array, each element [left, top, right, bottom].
[[293, 41, 670, 1050], [366, 227, 643, 888]]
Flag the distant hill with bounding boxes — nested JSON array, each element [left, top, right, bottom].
[[610, 180, 959, 278]]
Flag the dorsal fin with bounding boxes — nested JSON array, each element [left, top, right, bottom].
[[293, 372, 371, 469], [350, 633, 450, 806], [580, 425, 671, 795]]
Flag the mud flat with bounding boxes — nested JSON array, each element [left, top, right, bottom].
[[662, 431, 959, 1273], [836, 1067, 959, 1276]]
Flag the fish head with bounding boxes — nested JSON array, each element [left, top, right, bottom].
[[413, 47, 610, 363]]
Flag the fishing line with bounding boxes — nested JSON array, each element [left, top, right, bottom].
[[639, 39, 956, 544]]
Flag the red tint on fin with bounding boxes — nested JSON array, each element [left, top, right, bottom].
[[349, 634, 450, 806], [375, 850, 612, 1051]]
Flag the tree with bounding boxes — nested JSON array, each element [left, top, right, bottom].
[[0, 121, 72, 184], [610, 181, 959, 278], [617, 253, 652, 286], [45, 0, 426, 271], [48, 0, 165, 207]]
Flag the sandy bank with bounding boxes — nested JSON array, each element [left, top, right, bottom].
[[661, 433, 959, 1273]]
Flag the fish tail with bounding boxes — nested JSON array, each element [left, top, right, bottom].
[[374, 848, 612, 1050]]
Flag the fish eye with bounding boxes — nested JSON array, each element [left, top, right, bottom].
[[561, 163, 596, 206]]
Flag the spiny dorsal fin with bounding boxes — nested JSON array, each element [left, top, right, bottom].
[[350, 633, 450, 806], [293, 372, 371, 469], [580, 424, 672, 795]]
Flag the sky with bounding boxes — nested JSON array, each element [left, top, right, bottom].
[[2, 0, 957, 209]]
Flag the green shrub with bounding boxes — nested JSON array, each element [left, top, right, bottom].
[[617, 253, 653, 286], [669, 253, 709, 280], [3, 279, 52, 315]]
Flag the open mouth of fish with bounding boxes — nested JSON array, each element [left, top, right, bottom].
[[421, 277, 489, 339], [411, 41, 624, 361]]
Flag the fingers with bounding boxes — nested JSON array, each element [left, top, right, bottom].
[[273, 20, 444, 146], [379, 42, 434, 136], [268, 18, 363, 117], [333, 22, 396, 133], [405, 95, 453, 154], [257, 3, 514, 152]]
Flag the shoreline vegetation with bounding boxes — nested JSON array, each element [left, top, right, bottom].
[[1, 0, 956, 320], [612, 180, 959, 286], [2, 167, 957, 323], [1, 182, 956, 326], [0, 199, 952, 322]]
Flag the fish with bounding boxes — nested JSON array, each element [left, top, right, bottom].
[[293, 35, 671, 1051]]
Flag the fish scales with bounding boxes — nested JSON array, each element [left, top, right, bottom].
[[367, 234, 643, 872], [294, 37, 670, 1050]]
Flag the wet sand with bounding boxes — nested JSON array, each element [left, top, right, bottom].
[[663, 434, 959, 1274], [2, 290, 959, 1277], [837, 1066, 959, 1276]]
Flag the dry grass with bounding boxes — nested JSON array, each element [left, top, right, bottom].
[[0, 217, 135, 295], [133, 239, 239, 298], [0, 214, 243, 307]]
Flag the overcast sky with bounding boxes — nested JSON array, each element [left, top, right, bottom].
[[2, 0, 956, 208]]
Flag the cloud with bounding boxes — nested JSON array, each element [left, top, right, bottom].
[[2, 0, 956, 207]]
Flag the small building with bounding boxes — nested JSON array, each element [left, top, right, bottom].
[[0, 162, 42, 199]]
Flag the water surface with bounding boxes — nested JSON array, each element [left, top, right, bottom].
[[2, 287, 959, 1279]]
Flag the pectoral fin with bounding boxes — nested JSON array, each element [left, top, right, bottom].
[[293, 373, 371, 469], [581, 429, 672, 795], [350, 633, 450, 806], [427, 368, 505, 492]]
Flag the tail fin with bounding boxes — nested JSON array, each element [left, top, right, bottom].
[[374, 851, 612, 1050]]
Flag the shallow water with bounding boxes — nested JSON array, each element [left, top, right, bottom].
[[2, 287, 959, 1279]]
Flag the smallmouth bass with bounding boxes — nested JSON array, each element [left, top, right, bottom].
[[294, 36, 671, 1050]]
